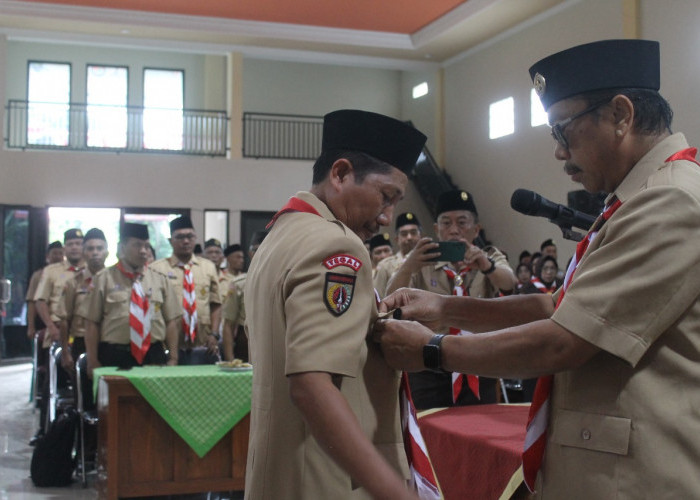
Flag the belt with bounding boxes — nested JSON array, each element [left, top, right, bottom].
[[100, 341, 163, 352]]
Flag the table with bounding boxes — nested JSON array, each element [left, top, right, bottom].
[[418, 404, 529, 500], [94, 365, 252, 500]]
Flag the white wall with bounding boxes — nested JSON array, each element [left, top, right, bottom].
[[443, 0, 626, 265]]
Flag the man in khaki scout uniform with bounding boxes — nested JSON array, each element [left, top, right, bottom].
[[386, 190, 516, 409], [56, 228, 109, 372], [375, 40, 700, 499], [150, 216, 222, 365], [221, 244, 248, 361], [373, 212, 421, 298], [244, 109, 426, 500], [367, 232, 393, 279], [31, 228, 84, 444], [83, 223, 180, 376], [26, 241, 64, 342]]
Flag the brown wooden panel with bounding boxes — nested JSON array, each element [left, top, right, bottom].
[[97, 375, 248, 499]]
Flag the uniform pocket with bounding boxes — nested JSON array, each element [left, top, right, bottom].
[[550, 408, 631, 455]]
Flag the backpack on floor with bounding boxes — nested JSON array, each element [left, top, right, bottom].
[[30, 409, 77, 487]]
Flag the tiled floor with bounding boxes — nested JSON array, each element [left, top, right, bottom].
[[0, 361, 242, 500]]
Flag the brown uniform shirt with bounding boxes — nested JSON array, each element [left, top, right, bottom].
[[539, 133, 700, 498], [372, 251, 404, 298], [34, 260, 83, 322], [55, 268, 96, 339], [150, 255, 222, 345], [244, 191, 408, 499], [82, 265, 181, 344], [25, 268, 44, 302], [221, 273, 246, 327]]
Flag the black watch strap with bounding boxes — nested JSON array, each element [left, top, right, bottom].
[[482, 257, 497, 275], [423, 334, 447, 372]]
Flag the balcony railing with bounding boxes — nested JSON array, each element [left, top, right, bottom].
[[5, 100, 228, 156], [242, 112, 323, 160]]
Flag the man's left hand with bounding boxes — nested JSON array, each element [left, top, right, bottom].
[[372, 319, 433, 371], [206, 334, 220, 355]]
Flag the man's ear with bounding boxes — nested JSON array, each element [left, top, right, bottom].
[[610, 94, 634, 135], [328, 158, 355, 191]]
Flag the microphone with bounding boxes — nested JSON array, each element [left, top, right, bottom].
[[510, 189, 596, 231]]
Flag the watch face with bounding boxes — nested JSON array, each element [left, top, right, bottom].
[[423, 343, 441, 371]]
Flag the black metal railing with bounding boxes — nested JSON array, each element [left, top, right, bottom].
[[5, 100, 228, 156], [242, 112, 323, 160]]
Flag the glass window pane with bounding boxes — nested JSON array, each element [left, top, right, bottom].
[[4, 209, 30, 326], [143, 69, 183, 151], [489, 97, 514, 139], [28, 62, 70, 146], [87, 65, 128, 148], [48, 207, 121, 267], [204, 210, 229, 244], [124, 212, 184, 262], [531, 89, 548, 127]]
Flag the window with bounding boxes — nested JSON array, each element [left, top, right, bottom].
[[87, 65, 128, 148], [489, 97, 514, 139], [123, 209, 188, 261], [48, 207, 121, 267], [27, 62, 71, 146], [204, 210, 229, 245], [143, 68, 184, 150], [412, 82, 429, 99], [530, 89, 548, 127]]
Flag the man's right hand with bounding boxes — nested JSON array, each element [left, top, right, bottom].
[[61, 348, 75, 373], [379, 288, 447, 331], [47, 322, 61, 342], [402, 238, 440, 274]]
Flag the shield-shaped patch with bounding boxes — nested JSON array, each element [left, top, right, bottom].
[[324, 272, 355, 316]]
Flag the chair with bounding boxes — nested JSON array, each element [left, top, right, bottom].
[[75, 353, 98, 486], [31, 331, 44, 406], [46, 344, 75, 433]]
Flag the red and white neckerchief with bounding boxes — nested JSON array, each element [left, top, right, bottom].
[[530, 277, 557, 294], [400, 370, 441, 499], [442, 266, 480, 402], [117, 261, 151, 364], [179, 262, 198, 343], [266, 196, 321, 229]]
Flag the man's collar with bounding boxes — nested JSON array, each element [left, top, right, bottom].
[[612, 133, 689, 204]]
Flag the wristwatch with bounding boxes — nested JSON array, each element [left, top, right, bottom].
[[482, 257, 497, 275], [423, 334, 447, 372]]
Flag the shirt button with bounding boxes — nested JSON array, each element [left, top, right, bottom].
[[581, 429, 592, 440]]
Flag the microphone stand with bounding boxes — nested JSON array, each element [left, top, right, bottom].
[[554, 222, 586, 242]]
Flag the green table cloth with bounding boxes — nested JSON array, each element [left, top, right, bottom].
[[94, 365, 252, 457]]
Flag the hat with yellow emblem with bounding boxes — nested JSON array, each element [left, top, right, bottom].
[[63, 228, 84, 242], [395, 212, 420, 230], [368, 232, 392, 252], [529, 39, 660, 111], [436, 190, 478, 218]]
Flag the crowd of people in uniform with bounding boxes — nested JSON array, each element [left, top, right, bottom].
[[20, 37, 700, 499], [24, 218, 260, 452]]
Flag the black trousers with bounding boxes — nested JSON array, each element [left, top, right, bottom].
[[408, 371, 498, 411], [97, 341, 167, 369]]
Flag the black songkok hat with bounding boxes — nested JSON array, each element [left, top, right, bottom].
[[83, 228, 107, 242], [170, 215, 194, 235], [47, 240, 63, 251], [64, 228, 83, 242], [540, 238, 556, 250], [395, 212, 420, 230], [120, 222, 149, 241], [224, 244, 242, 257], [368, 232, 392, 252], [194, 244, 203, 254], [436, 190, 478, 218], [204, 238, 222, 249], [321, 109, 427, 173], [529, 39, 660, 111]]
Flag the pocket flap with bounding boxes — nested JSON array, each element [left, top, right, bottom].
[[550, 408, 631, 455]]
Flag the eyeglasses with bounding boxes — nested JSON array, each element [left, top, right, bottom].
[[172, 233, 196, 241], [550, 100, 610, 149]]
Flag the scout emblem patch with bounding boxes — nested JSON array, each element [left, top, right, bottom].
[[324, 273, 355, 316]]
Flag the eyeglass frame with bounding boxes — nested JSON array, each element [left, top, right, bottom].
[[172, 232, 197, 241], [550, 99, 611, 150]]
